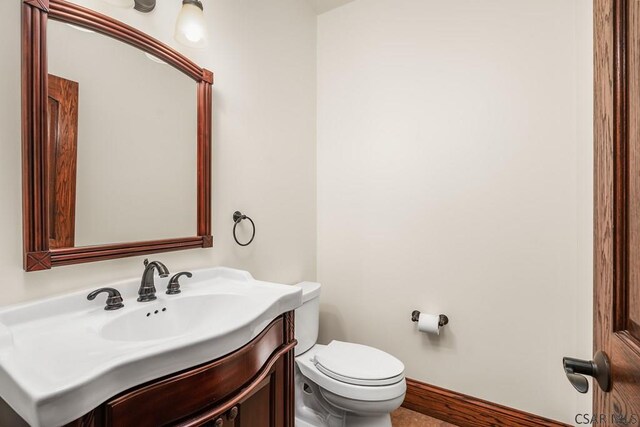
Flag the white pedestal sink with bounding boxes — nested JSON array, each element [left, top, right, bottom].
[[0, 267, 302, 427]]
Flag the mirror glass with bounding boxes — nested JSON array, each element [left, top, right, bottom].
[[46, 19, 197, 248]]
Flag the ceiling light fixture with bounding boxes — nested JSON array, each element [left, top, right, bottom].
[[100, 0, 208, 49], [134, 0, 156, 12], [174, 0, 207, 48]]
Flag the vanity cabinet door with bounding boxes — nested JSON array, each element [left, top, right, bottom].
[[180, 350, 289, 427], [234, 379, 277, 427], [230, 357, 286, 427], [104, 317, 288, 427]]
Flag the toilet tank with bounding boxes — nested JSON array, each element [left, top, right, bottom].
[[294, 281, 321, 356]]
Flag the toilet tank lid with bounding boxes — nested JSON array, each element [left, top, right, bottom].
[[295, 281, 321, 303]]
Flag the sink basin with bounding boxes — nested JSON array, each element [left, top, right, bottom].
[[0, 267, 302, 427], [101, 294, 247, 342]]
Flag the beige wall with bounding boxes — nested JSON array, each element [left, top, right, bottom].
[[317, 0, 593, 423], [0, 0, 316, 303]]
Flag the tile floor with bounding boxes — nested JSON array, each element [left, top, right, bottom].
[[391, 407, 457, 426]]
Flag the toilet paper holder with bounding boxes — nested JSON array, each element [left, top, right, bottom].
[[411, 310, 449, 327]]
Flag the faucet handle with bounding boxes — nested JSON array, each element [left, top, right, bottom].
[[87, 288, 124, 311], [166, 272, 193, 295]]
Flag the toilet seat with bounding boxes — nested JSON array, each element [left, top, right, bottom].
[[296, 343, 406, 402], [313, 341, 405, 386]]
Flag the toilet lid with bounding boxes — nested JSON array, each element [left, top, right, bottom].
[[313, 341, 405, 386]]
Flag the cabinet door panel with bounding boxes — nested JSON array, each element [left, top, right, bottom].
[[237, 357, 286, 427], [106, 318, 284, 427], [236, 376, 274, 427], [181, 358, 286, 427]]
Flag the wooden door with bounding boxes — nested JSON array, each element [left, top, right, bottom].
[[593, 0, 640, 422], [47, 74, 79, 249]]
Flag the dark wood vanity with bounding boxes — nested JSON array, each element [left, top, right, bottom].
[[0, 312, 296, 427]]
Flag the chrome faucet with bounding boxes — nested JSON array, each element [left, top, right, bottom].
[[138, 259, 169, 302]]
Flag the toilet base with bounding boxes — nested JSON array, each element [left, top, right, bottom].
[[295, 365, 394, 427]]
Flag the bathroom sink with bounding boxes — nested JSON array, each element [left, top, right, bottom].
[[0, 267, 302, 427], [100, 294, 248, 342]]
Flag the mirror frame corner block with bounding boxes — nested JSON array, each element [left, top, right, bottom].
[[21, 0, 213, 272]]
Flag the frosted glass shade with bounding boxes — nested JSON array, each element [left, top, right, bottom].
[[101, 0, 135, 8], [174, 2, 207, 48]]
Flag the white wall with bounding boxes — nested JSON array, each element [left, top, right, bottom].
[[317, 0, 593, 423], [0, 0, 316, 303]]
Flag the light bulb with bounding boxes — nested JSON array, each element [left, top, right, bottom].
[[174, 0, 207, 48], [101, 0, 135, 8]]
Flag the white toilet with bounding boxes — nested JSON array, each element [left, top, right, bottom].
[[294, 282, 406, 427]]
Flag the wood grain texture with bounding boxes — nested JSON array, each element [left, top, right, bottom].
[[24, 0, 49, 12], [22, 1, 50, 270], [626, 0, 640, 347], [594, 0, 640, 419], [235, 377, 274, 427], [197, 76, 212, 239], [47, 74, 78, 249], [611, 0, 628, 335], [402, 378, 569, 427], [25, 250, 51, 271], [22, 0, 214, 271], [106, 317, 286, 427], [283, 311, 295, 427], [49, 236, 207, 267], [202, 69, 214, 85], [202, 235, 213, 248], [175, 344, 295, 427], [594, 0, 615, 415]]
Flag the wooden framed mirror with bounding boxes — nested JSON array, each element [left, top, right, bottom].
[[22, 0, 213, 272]]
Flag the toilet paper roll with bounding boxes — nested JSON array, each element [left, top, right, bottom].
[[417, 313, 441, 335]]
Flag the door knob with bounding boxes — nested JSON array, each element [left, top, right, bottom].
[[563, 350, 611, 393]]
